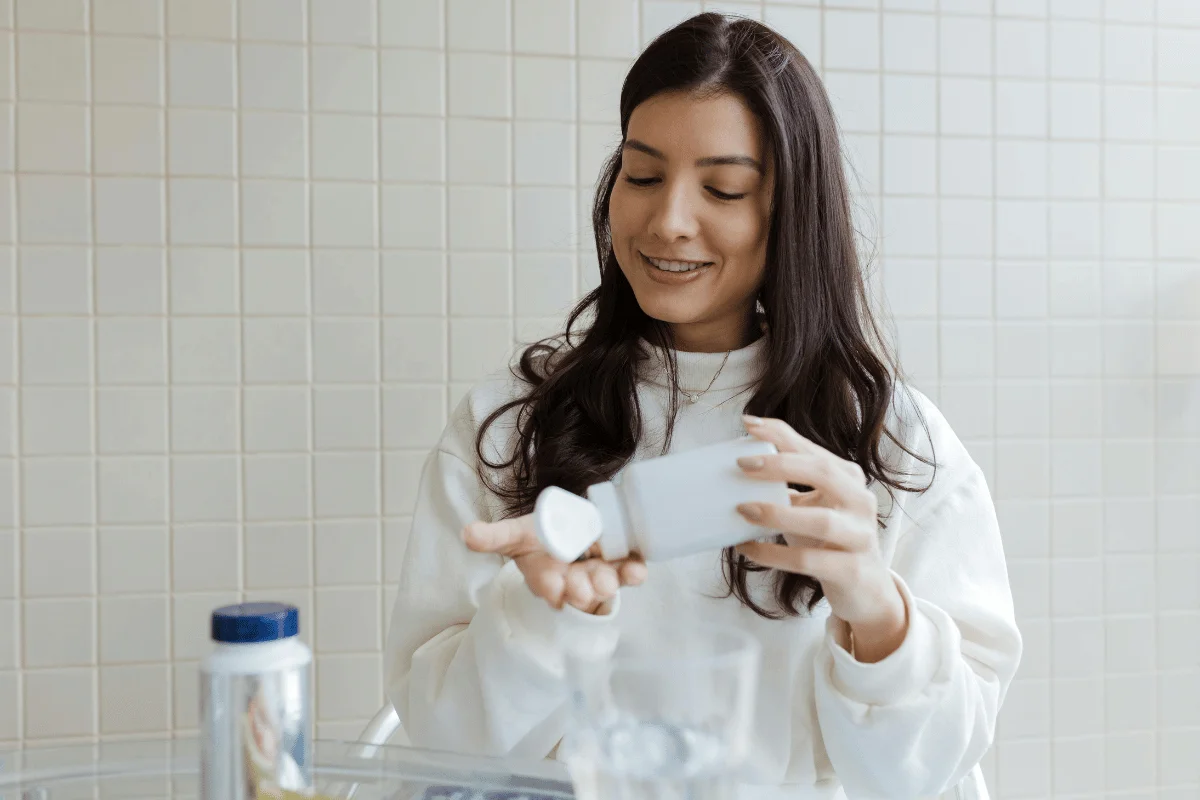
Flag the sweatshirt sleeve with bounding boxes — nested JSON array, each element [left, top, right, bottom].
[[813, 392, 1023, 800], [383, 391, 620, 758]]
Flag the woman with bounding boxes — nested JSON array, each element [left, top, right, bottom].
[[385, 13, 1021, 800]]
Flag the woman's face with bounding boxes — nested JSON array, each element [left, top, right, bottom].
[[609, 89, 773, 352]]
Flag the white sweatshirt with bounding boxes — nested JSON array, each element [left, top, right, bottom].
[[385, 336, 1022, 800]]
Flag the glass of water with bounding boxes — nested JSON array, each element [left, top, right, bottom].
[[560, 623, 761, 800]]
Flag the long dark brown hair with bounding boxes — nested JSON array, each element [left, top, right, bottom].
[[475, 13, 934, 619]]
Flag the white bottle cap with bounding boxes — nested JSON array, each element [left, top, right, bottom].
[[533, 486, 604, 563], [585, 481, 630, 561]]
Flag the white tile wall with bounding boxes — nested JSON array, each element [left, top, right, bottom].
[[0, 0, 1194, 796]]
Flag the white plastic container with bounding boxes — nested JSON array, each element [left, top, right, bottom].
[[201, 602, 313, 800], [534, 436, 790, 563]]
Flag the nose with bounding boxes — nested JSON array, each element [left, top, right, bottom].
[[646, 180, 699, 242]]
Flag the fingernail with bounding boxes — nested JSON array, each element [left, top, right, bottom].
[[737, 502, 763, 521], [742, 414, 763, 427], [737, 456, 764, 470]]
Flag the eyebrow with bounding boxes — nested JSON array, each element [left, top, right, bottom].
[[624, 138, 763, 173]]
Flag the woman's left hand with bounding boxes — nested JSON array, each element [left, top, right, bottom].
[[734, 415, 908, 663]]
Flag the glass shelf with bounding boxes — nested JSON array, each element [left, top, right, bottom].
[[0, 738, 576, 800]]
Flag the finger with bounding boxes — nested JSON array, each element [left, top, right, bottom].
[[735, 504, 871, 552], [735, 541, 846, 578], [462, 514, 540, 558], [584, 560, 620, 601], [744, 416, 868, 485], [564, 567, 596, 610], [516, 552, 567, 607], [617, 558, 648, 587], [738, 452, 874, 515]]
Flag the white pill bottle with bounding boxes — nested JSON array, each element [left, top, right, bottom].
[[534, 435, 791, 563]]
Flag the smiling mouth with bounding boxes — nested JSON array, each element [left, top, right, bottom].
[[641, 252, 714, 273]]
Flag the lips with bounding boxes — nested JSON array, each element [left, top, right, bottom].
[[641, 252, 714, 273]]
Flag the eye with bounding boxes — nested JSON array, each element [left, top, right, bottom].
[[624, 175, 659, 187], [707, 187, 747, 201]]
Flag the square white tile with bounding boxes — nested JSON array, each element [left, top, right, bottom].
[[312, 115, 377, 182], [314, 452, 379, 518], [96, 318, 166, 384], [514, 0, 573, 54], [447, 118, 512, 185], [450, 253, 512, 316], [243, 317, 310, 383], [383, 318, 446, 382], [25, 598, 94, 667], [310, 0, 376, 45], [578, 0, 636, 58], [448, 0, 509, 52], [578, 58, 627, 124], [242, 249, 309, 315], [168, 109, 235, 177], [17, 32, 87, 102], [382, 384, 445, 449], [18, 175, 90, 244], [241, 181, 308, 247], [241, 112, 306, 179], [312, 46, 376, 113], [940, 78, 992, 136], [238, 43, 307, 111], [315, 587, 380, 653], [449, 186, 512, 251], [171, 387, 237, 454], [514, 187, 575, 251], [95, 248, 165, 314], [98, 526, 168, 594], [172, 525, 239, 592], [244, 386, 310, 452], [168, 179, 237, 246], [169, 248, 239, 314], [24, 669, 95, 738], [826, 9, 880, 71], [94, 0, 163, 35], [515, 121, 575, 186], [95, 178, 165, 246], [381, 117, 445, 182], [100, 664, 170, 733], [381, 49, 445, 115], [312, 183, 377, 248], [883, 12, 935, 73], [166, 0, 233, 38], [93, 107, 164, 175], [315, 520, 380, 585], [312, 250, 377, 315], [16, 103, 87, 172], [883, 75, 936, 134], [314, 386, 379, 450], [97, 456, 168, 524], [98, 388, 167, 455], [245, 522, 312, 588], [167, 41, 234, 108], [21, 386, 90, 456], [23, 527, 93, 597], [239, 0, 305, 42], [313, 319, 378, 383], [170, 318, 239, 383], [19, 246, 89, 313], [98, 595, 168, 663], [448, 52, 511, 118], [20, 317, 90, 385], [244, 454, 311, 521]]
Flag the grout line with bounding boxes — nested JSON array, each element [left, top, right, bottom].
[[376, 0, 387, 651], [83, 0, 100, 739], [1148, 0, 1162, 789], [304, 0, 318, 721], [8, 0, 19, 746]]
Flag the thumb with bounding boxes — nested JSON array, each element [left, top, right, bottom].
[[462, 514, 541, 558]]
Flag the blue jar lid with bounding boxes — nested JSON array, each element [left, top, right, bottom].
[[211, 602, 299, 644]]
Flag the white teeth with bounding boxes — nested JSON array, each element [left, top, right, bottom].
[[645, 255, 708, 273]]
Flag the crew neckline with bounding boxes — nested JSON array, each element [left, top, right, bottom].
[[636, 334, 768, 395]]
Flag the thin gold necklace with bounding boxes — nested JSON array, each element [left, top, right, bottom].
[[678, 350, 731, 404]]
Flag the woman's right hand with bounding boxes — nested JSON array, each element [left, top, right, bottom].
[[463, 514, 647, 614]]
